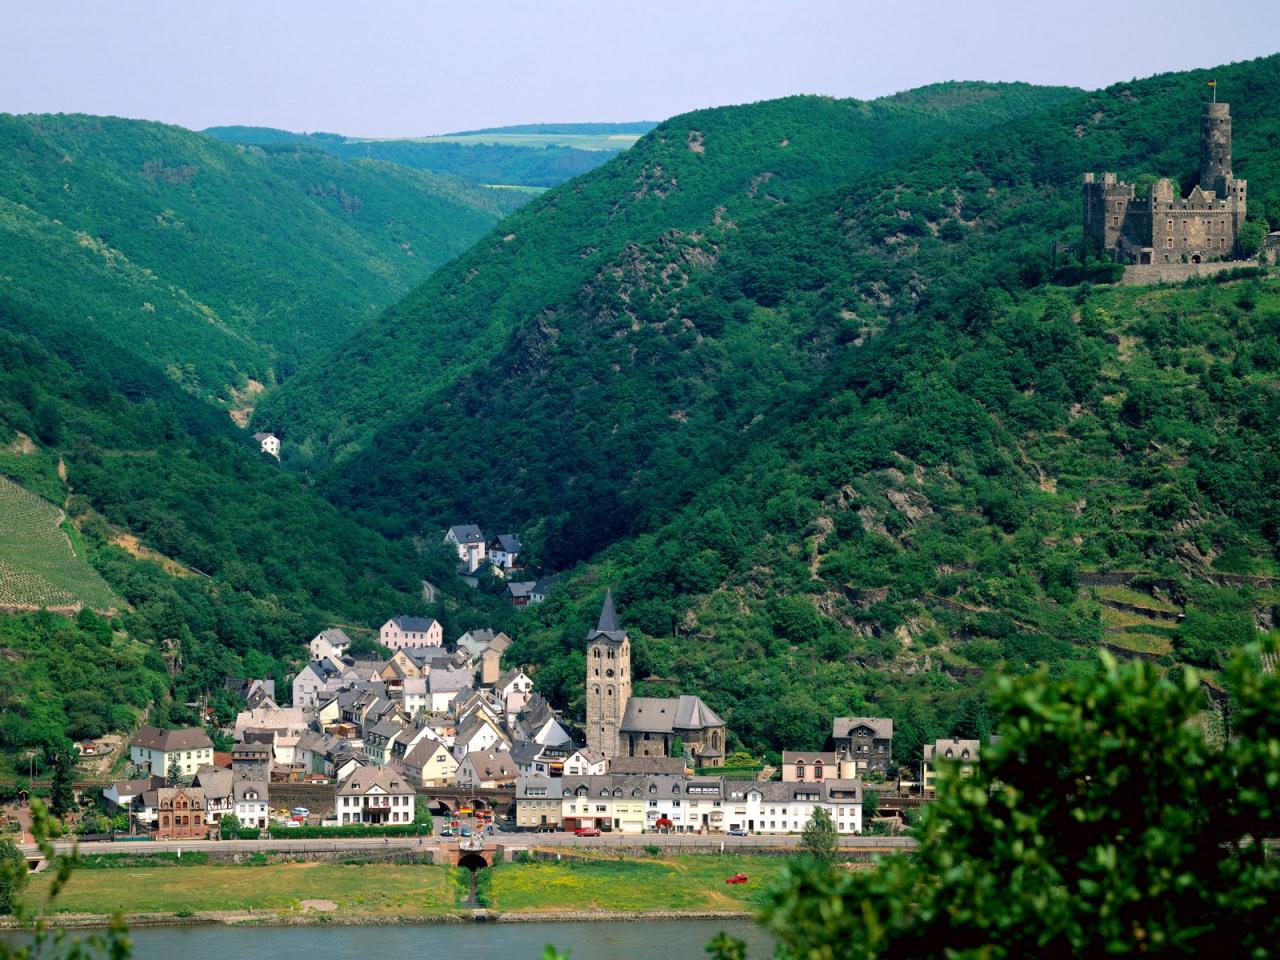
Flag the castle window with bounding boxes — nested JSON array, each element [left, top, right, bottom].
[[1112, 216, 1119, 227], [1167, 220, 1173, 231], [1167, 238, 1174, 249]]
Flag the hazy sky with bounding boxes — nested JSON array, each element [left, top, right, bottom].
[[3, 1, 1278, 136]]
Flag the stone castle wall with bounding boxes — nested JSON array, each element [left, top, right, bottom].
[[1120, 259, 1257, 286]]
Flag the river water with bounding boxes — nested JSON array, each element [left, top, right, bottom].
[[115, 920, 774, 960]]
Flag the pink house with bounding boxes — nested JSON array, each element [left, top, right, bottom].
[[379, 616, 443, 649]]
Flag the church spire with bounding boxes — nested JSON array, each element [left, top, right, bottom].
[[597, 589, 620, 634], [587, 588, 626, 643]]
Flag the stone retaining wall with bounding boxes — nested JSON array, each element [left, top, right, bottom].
[[1120, 260, 1256, 285]]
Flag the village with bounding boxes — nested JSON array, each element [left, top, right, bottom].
[[86, 528, 988, 844]]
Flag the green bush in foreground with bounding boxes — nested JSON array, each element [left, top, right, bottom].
[[712, 643, 1280, 959]]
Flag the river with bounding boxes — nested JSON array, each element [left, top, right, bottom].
[[111, 920, 773, 960]]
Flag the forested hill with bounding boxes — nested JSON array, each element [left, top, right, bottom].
[[260, 81, 1079, 474], [0, 114, 520, 405], [0, 285, 515, 763]]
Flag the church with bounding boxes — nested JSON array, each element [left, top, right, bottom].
[[584, 590, 727, 767]]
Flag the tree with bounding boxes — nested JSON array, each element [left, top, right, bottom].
[[713, 646, 1280, 958], [48, 750, 75, 818], [0, 839, 24, 915], [217, 813, 241, 839], [800, 806, 837, 864], [166, 756, 184, 787], [1235, 218, 1267, 259]]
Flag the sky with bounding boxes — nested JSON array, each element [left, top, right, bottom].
[[3, 1, 1279, 137]]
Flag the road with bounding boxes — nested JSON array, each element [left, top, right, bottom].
[[27, 832, 917, 857]]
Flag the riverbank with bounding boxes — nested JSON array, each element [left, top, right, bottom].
[[14, 853, 792, 927]]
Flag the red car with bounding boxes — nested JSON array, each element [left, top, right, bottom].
[[574, 827, 602, 837], [725, 874, 749, 885]]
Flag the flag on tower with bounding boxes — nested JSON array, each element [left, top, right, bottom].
[[1207, 79, 1217, 102]]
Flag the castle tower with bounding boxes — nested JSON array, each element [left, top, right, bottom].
[[1200, 101, 1233, 194], [584, 589, 631, 759]]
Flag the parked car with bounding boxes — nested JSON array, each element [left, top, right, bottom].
[[460, 826, 472, 837], [291, 807, 310, 817], [574, 827, 601, 837], [728, 828, 749, 837], [725, 873, 749, 885], [440, 828, 454, 837]]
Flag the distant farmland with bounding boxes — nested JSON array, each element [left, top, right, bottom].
[[0, 474, 118, 612], [384, 131, 646, 151]]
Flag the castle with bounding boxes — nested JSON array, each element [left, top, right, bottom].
[[584, 590, 726, 766], [1083, 100, 1247, 265]]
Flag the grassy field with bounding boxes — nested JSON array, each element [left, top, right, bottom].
[[25, 854, 796, 918], [485, 854, 789, 913], [0, 474, 117, 611], [26, 861, 456, 916], [373, 132, 643, 151]]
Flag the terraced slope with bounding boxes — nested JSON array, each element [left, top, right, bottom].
[[0, 474, 117, 612]]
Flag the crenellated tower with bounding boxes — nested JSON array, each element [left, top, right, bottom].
[[584, 589, 631, 759]]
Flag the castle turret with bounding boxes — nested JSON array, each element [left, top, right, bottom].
[[584, 589, 631, 759], [1200, 101, 1233, 194]]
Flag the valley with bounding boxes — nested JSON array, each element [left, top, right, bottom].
[[0, 34, 1277, 959]]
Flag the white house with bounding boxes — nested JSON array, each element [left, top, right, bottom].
[[488, 533, 522, 570], [310, 628, 350, 661], [401, 677, 430, 717], [335, 767, 415, 825], [722, 779, 863, 835], [253, 432, 281, 459], [498, 668, 535, 715], [102, 775, 162, 812], [453, 712, 507, 760], [429, 665, 473, 713], [232, 776, 269, 829], [128, 726, 213, 779], [562, 747, 607, 777], [404, 739, 460, 787], [445, 525, 487, 573], [292, 657, 346, 708], [456, 750, 519, 789], [380, 616, 443, 650]]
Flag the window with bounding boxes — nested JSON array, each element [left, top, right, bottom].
[[1112, 216, 1119, 226], [1167, 238, 1174, 249]]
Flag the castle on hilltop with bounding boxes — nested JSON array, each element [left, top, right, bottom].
[[1083, 100, 1247, 265], [584, 590, 726, 766]]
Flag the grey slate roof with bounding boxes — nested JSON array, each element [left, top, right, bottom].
[[390, 615, 437, 633], [924, 738, 981, 762], [191, 766, 233, 801], [130, 726, 213, 752], [621, 697, 678, 734], [233, 778, 269, 802], [673, 694, 723, 730], [832, 716, 894, 740], [782, 751, 838, 765], [608, 756, 687, 776], [491, 533, 522, 553], [447, 524, 485, 544], [429, 667, 473, 694], [621, 694, 723, 735], [313, 628, 351, 646], [507, 581, 537, 599], [586, 589, 626, 643]]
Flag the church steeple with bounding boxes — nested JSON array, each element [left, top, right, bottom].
[[584, 587, 631, 759], [587, 589, 626, 643]]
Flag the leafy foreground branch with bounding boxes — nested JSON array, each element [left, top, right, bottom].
[[706, 645, 1280, 959], [1, 802, 130, 960]]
